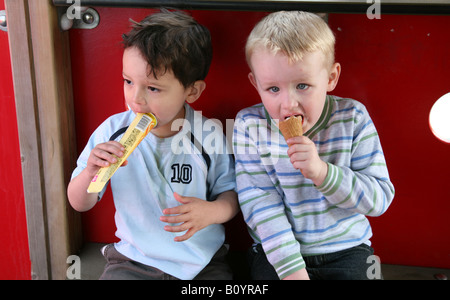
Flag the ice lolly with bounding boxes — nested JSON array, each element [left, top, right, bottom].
[[87, 112, 157, 193], [278, 115, 303, 145]]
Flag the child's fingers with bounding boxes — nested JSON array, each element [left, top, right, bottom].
[[94, 149, 119, 164], [173, 192, 192, 204], [161, 193, 195, 215], [90, 141, 125, 167], [163, 224, 197, 242], [173, 229, 195, 242], [160, 213, 189, 224], [162, 201, 191, 216], [98, 141, 125, 157], [160, 194, 207, 242], [286, 135, 309, 146], [163, 222, 190, 233], [286, 136, 313, 152], [163, 225, 195, 242], [88, 151, 115, 167]]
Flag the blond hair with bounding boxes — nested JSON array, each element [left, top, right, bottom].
[[246, 11, 335, 69]]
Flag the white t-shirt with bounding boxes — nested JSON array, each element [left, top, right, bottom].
[[72, 104, 236, 279]]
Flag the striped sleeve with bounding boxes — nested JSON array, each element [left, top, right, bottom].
[[233, 108, 305, 279], [317, 104, 395, 216]]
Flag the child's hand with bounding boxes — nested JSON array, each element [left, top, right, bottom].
[[160, 193, 215, 242], [286, 136, 328, 186], [86, 141, 127, 176]]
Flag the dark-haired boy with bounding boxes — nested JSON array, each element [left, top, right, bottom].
[[68, 9, 238, 280]]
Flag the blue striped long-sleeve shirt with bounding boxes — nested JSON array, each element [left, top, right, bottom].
[[232, 95, 395, 279]]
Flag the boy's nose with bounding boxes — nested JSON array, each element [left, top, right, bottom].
[[281, 90, 299, 110], [132, 88, 147, 105]]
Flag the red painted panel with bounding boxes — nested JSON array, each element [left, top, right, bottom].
[[329, 14, 450, 268], [70, 8, 450, 268], [0, 0, 31, 280]]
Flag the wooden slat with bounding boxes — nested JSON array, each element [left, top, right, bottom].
[[5, 0, 50, 280], [5, 0, 81, 279]]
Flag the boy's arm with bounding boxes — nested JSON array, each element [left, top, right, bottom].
[[67, 168, 100, 212], [68, 141, 125, 212], [161, 190, 238, 242], [209, 190, 239, 224], [318, 109, 395, 217], [288, 108, 394, 216], [233, 113, 305, 279]]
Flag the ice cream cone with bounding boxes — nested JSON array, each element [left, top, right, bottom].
[[279, 115, 303, 145]]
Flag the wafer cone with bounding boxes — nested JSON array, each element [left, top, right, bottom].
[[279, 115, 303, 145]]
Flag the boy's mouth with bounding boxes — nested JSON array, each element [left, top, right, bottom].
[[284, 114, 304, 123]]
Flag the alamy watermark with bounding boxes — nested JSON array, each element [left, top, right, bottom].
[[367, 254, 382, 279], [68, 0, 380, 21], [66, 0, 82, 20], [66, 254, 382, 279], [66, 255, 81, 279], [367, 0, 381, 20], [167, 112, 286, 166]]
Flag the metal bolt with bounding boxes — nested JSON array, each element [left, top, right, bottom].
[[0, 10, 7, 32], [82, 12, 95, 25]]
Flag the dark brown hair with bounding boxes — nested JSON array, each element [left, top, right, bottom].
[[122, 9, 212, 88]]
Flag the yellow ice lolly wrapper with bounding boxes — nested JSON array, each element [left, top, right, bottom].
[[87, 112, 157, 193]]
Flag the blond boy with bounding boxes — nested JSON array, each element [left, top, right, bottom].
[[233, 11, 394, 280]]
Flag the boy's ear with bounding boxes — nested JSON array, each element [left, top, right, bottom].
[[248, 72, 258, 90], [186, 80, 207, 104], [327, 62, 341, 92]]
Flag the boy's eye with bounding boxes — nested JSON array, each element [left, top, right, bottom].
[[268, 86, 280, 93], [124, 79, 132, 85], [297, 83, 309, 90], [148, 86, 160, 92]]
